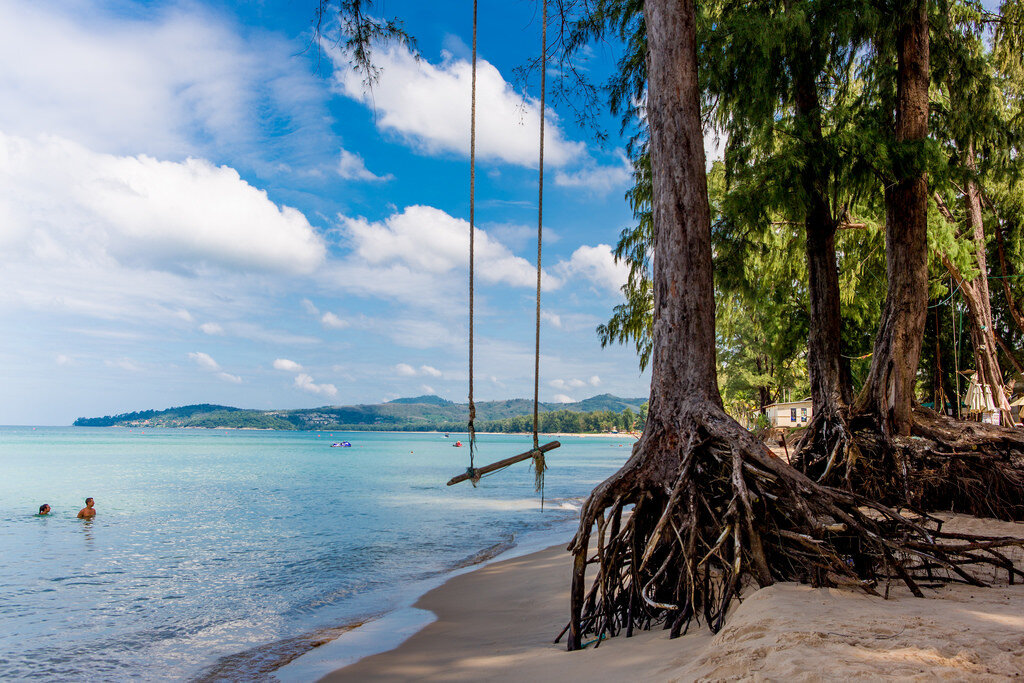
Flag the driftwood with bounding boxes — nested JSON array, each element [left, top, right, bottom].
[[446, 440, 561, 486]]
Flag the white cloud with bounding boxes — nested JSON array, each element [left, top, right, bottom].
[[200, 322, 224, 335], [294, 373, 337, 398], [0, 1, 334, 167], [338, 149, 392, 182], [321, 311, 349, 329], [420, 384, 436, 395], [301, 298, 320, 316], [550, 377, 588, 390], [0, 133, 326, 276], [188, 351, 221, 371], [189, 351, 243, 383], [391, 362, 443, 378], [556, 244, 629, 296], [339, 205, 555, 291], [332, 45, 585, 167], [705, 126, 727, 167], [395, 363, 418, 377], [541, 311, 562, 328], [56, 354, 73, 366], [554, 155, 632, 194], [590, 375, 602, 386], [273, 358, 303, 372], [552, 393, 574, 403]]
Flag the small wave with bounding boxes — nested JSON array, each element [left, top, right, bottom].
[[192, 537, 516, 681], [190, 618, 373, 683], [448, 537, 516, 571]]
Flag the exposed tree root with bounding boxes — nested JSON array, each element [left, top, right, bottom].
[[842, 407, 1024, 521], [793, 402, 859, 488], [562, 404, 1024, 651]]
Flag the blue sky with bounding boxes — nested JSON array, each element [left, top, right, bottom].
[[0, 0, 655, 425]]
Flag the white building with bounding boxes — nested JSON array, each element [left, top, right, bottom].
[[763, 399, 813, 428]]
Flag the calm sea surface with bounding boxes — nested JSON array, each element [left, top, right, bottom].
[[0, 427, 631, 681]]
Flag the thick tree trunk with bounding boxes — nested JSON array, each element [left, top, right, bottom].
[[567, 0, 720, 648], [854, 0, 930, 438], [564, 0, 1024, 652]]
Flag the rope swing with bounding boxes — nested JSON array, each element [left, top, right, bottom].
[[448, 0, 560, 504]]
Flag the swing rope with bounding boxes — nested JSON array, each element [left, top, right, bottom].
[[460, 0, 555, 500], [531, 0, 549, 506], [466, 0, 479, 485]]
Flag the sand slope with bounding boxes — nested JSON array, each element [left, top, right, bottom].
[[321, 514, 1024, 682]]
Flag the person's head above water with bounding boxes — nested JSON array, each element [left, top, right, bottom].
[[38, 504, 50, 515], [78, 498, 96, 519]]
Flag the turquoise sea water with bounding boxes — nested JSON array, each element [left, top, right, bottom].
[[0, 427, 630, 681]]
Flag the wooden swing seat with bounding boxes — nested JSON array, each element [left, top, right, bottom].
[[447, 440, 561, 486]]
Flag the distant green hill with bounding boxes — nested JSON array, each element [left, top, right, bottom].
[[386, 395, 454, 406], [73, 395, 648, 432]]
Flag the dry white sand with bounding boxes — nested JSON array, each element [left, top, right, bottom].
[[321, 514, 1024, 682]]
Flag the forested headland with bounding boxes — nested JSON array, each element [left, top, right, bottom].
[[72, 394, 647, 433]]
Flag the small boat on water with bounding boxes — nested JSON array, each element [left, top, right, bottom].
[[444, 432, 450, 438], [331, 441, 352, 448], [453, 441, 463, 447]]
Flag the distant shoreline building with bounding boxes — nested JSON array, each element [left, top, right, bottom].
[[762, 399, 812, 429]]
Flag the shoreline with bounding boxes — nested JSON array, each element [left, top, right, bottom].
[[273, 525, 583, 682], [61, 425, 635, 437], [304, 513, 1024, 682]]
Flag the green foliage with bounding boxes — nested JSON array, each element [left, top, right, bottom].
[[314, 1, 417, 88]]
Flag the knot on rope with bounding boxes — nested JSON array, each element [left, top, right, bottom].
[[531, 450, 547, 492], [466, 466, 481, 487]]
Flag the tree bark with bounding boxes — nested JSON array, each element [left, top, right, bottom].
[[795, 56, 852, 412], [568, 0, 719, 648], [992, 211, 1024, 335], [789, 31, 856, 478], [564, 0, 1024, 652], [932, 150, 1013, 424], [854, 0, 930, 438], [963, 147, 1012, 423]]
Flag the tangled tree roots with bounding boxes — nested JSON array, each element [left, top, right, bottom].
[[793, 403, 858, 488], [561, 405, 1024, 651], [823, 407, 1024, 521]]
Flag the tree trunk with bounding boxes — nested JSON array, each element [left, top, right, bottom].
[[854, 0, 930, 438], [963, 146, 1012, 424], [564, 0, 1023, 652], [992, 210, 1024, 335], [790, 34, 855, 479], [933, 163, 1012, 425]]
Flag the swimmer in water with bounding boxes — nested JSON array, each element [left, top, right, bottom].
[[38, 504, 51, 516], [77, 497, 96, 519]]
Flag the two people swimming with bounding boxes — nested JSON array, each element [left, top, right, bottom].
[[35, 497, 96, 518]]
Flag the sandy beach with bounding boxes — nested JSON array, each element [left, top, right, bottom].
[[322, 513, 1024, 682]]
